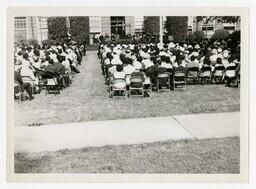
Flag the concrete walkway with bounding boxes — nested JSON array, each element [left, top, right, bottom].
[[14, 112, 239, 153]]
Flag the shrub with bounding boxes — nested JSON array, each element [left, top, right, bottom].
[[229, 30, 240, 44], [193, 30, 205, 41], [27, 39, 38, 46], [186, 33, 196, 43], [211, 29, 230, 40]]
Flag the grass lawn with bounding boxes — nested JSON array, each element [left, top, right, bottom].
[[15, 136, 240, 173], [14, 52, 240, 127]]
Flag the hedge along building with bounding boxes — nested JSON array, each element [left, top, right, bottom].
[[89, 16, 144, 44], [14, 16, 48, 45]]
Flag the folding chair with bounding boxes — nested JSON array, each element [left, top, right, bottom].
[[41, 72, 61, 95], [173, 71, 186, 90], [129, 76, 144, 98], [110, 78, 127, 99], [157, 72, 170, 92], [187, 67, 199, 84], [14, 81, 22, 102], [213, 65, 225, 84], [143, 76, 152, 93], [21, 76, 35, 94], [199, 66, 212, 84], [224, 66, 237, 87]]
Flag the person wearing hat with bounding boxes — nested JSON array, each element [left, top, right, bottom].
[[130, 62, 145, 89], [210, 49, 218, 65], [222, 52, 230, 68], [195, 44, 200, 50]]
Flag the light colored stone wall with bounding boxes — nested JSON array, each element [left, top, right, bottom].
[[101, 16, 111, 36], [125, 16, 135, 35]]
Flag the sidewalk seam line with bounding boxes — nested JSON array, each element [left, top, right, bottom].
[[171, 116, 198, 139]]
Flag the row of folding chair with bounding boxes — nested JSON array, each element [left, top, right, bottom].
[[109, 75, 152, 99], [178, 65, 240, 86]]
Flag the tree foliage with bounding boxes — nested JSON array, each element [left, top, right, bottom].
[[194, 30, 205, 40], [211, 29, 230, 40], [227, 30, 240, 50], [187, 33, 196, 42], [47, 17, 68, 41], [69, 17, 90, 44], [165, 17, 188, 41], [143, 16, 160, 35], [217, 16, 240, 23], [194, 16, 240, 31]]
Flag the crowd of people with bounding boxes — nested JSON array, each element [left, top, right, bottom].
[[98, 38, 240, 97], [13, 35, 241, 101], [14, 41, 85, 101]]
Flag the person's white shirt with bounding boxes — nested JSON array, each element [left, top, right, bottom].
[[226, 62, 236, 67], [173, 61, 178, 68], [104, 58, 111, 65], [140, 51, 150, 59], [20, 59, 37, 84], [181, 60, 187, 67], [142, 59, 154, 69], [210, 54, 218, 64], [108, 65, 117, 75], [160, 62, 173, 69], [159, 51, 167, 56], [222, 59, 230, 68], [170, 55, 176, 63], [62, 59, 71, 73], [123, 64, 136, 75], [111, 55, 122, 65], [217, 53, 224, 59], [113, 71, 126, 79], [133, 61, 143, 70]]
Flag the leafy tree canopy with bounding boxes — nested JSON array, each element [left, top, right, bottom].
[[165, 17, 188, 41], [144, 17, 160, 35]]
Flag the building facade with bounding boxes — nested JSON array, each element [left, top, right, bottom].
[[188, 16, 240, 38], [14, 16, 48, 44], [89, 16, 144, 44]]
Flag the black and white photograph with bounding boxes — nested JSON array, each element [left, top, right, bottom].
[[6, 7, 250, 182]]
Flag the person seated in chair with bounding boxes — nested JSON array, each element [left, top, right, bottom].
[[157, 58, 168, 89], [174, 58, 188, 74], [187, 55, 199, 69], [113, 64, 125, 79], [130, 64, 145, 90], [123, 58, 136, 75], [223, 57, 237, 87], [14, 66, 34, 101], [44, 58, 65, 87]]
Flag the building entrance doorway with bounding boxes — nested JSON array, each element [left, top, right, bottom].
[[110, 17, 126, 39]]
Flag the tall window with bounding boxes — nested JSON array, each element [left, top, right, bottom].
[[110, 16, 126, 38], [14, 17, 26, 29], [14, 17, 27, 41]]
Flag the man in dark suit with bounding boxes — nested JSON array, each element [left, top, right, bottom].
[[14, 68, 34, 101]]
